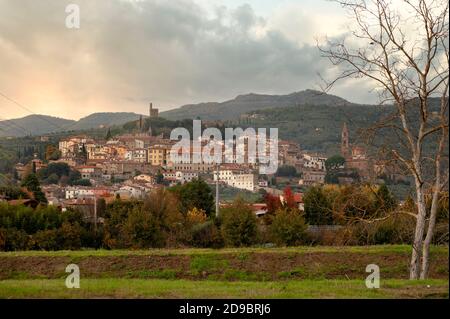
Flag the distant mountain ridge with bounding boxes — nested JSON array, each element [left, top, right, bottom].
[[66, 112, 143, 131], [161, 89, 357, 120], [0, 112, 143, 137], [0, 90, 365, 137], [0, 115, 75, 137]]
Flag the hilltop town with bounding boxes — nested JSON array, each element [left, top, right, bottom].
[[2, 102, 395, 220]]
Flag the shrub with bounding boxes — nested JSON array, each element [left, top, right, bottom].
[[33, 229, 59, 250], [186, 207, 207, 225], [57, 222, 82, 250], [122, 208, 165, 248], [190, 221, 223, 248], [270, 208, 307, 246], [220, 199, 258, 247], [1, 228, 31, 251], [351, 214, 415, 245]]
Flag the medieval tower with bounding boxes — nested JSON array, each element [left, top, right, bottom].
[[149, 102, 159, 118]]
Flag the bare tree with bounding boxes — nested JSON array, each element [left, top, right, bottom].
[[319, 0, 449, 279]]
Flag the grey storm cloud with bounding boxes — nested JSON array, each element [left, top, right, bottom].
[[0, 0, 371, 119]]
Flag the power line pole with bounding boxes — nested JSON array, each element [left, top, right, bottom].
[[93, 196, 97, 233], [215, 162, 220, 218]]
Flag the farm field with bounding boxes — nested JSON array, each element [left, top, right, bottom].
[[0, 245, 448, 299]]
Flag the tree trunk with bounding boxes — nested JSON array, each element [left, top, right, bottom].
[[420, 178, 441, 279], [410, 185, 426, 280]]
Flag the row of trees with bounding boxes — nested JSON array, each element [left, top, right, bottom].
[[0, 204, 98, 251], [1, 179, 448, 252], [303, 184, 398, 225]]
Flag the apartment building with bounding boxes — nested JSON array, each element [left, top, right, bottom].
[[214, 167, 257, 191]]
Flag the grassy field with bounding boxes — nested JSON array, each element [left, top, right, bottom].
[[0, 279, 447, 299], [0, 245, 448, 299]]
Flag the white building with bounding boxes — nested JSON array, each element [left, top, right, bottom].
[[214, 169, 257, 191], [302, 153, 327, 171], [175, 171, 198, 183], [163, 171, 199, 184], [59, 136, 92, 157], [125, 148, 148, 163], [116, 185, 146, 199], [65, 187, 95, 199], [134, 174, 154, 183]]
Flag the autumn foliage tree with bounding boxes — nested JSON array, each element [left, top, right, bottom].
[[319, 0, 449, 279]]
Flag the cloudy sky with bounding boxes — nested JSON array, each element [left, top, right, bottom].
[[0, 0, 377, 120]]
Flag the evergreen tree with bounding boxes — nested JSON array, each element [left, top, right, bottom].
[[170, 178, 214, 216], [106, 128, 112, 140], [21, 173, 47, 204], [304, 186, 333, 225]]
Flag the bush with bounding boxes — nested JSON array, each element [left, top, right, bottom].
[[122, 208, 165, 248], [1, 228, 32, 251], [270, 208, 307, 246], [351, 214, 415, 245], [190, 221, 224, 248], [306, 226, 355, 246], [33, 229, 59, 250], [57, 222, 83, 250], [220, 199, 258, 247]]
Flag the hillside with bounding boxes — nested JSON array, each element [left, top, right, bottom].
[[64, 112, 143, 131], [161, 89, 356, 121], [0, 112, 144, 137], [0, 115, 75, 137], [239, 103, 389, 155]]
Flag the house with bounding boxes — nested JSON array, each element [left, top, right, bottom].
[[116, 185, 147, 199], [125, 148, 148, 163], [279, 193, 304, 211], [148, 144, 171, 166], [62, 198, 96, 221], [250, 203, 268, 218], [65, 186, 95, 199], [302, 153, 327, 171], [175, 171, 198, 184], [299, 169, 326, 186], [258, 180, 269, 187], [134, 174, 155, 184], [77, 166, 103, 181], [7, 199, 39, 209], [214, 166, 257, 191]]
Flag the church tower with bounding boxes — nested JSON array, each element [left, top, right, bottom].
[[341, 122, 350, 158]]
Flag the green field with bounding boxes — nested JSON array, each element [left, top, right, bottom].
[[0, 245, 448, 299], [0, 279, 447, 299]]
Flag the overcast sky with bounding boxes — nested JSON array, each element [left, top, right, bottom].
[[0, 0, 378, 120]]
